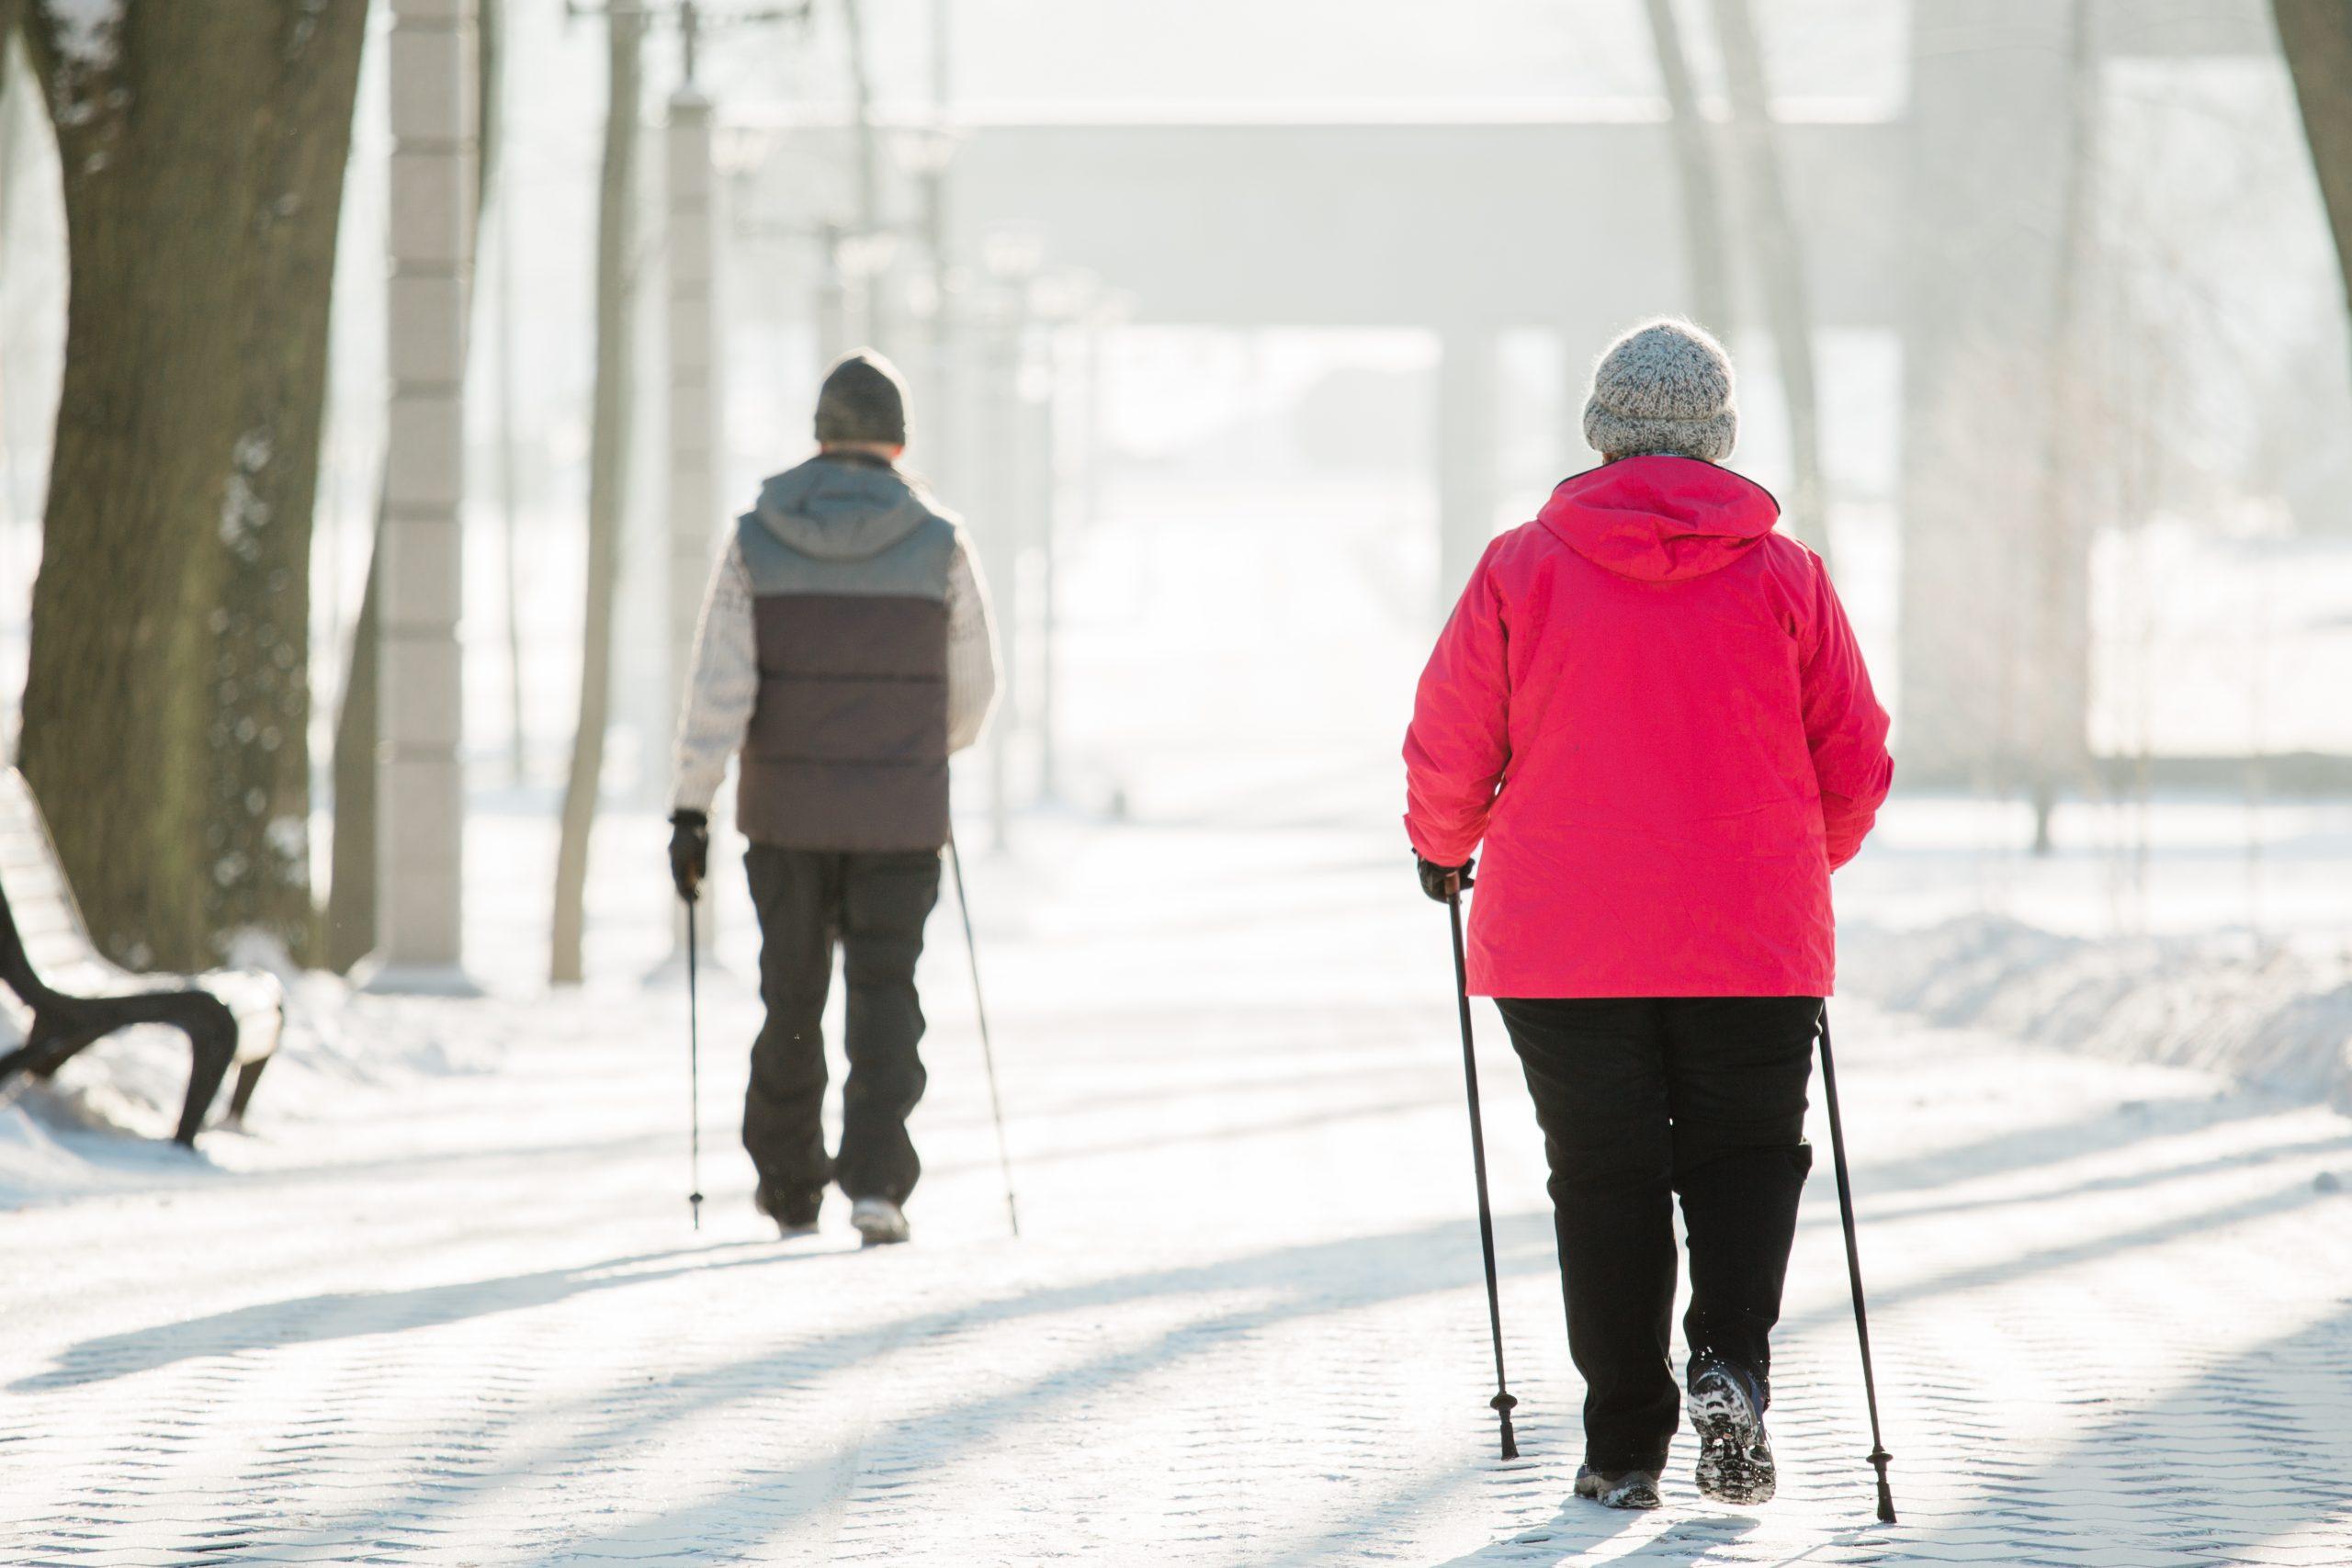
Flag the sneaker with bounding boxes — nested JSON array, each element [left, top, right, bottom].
[[755, 1182, 822, 1237], [1573, 1464, 1662, 1511], [849, 1195, 910, 1247], [1689, 1359, 1776, 1506]]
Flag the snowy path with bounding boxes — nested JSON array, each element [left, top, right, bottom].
[[6, 818, 2352, 1565]]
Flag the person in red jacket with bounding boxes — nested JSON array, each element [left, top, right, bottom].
[[1404, 319, 1893, 1513]]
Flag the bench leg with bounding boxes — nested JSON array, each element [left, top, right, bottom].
[[175, 1026, 237, 1148], [226, 1055, 270, 1124]]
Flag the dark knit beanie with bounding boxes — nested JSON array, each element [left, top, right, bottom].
[[814, 349, 910, 446]]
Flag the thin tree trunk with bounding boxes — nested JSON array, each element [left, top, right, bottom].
[[17, 0, 364, 970], [1707, 0, 1830, 570], [842, 0, 885, 347], [2277, 3, 2352, 317], [485, 0, 526, 785], [322, 514, 379, 973], [1640, 0, 1732, 335], [0, 7, 22, 189], [497, 188, 527, 785], [1, 9, 22, 536], [2029, 0, 2096, 857], [549, 8, 642, 986]]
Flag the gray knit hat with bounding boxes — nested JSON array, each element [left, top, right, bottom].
[[1581, 318, 1737, 463], [814, 348, 910, 446]]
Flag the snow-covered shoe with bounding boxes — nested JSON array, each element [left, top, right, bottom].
[[755, 1183, 821, 1237], [1573, 1465, 1662, 1511], [1689, 1359, 1776, 1506], [850, 1196, 910, 1247]]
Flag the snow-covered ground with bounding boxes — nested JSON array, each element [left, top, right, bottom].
[[5, 801, 2351, 1565]]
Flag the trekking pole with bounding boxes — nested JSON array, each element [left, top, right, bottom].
[[684, 894, 705, 1231], [1817, 1007, 1895, 1523], [1445, 878, 1519, 1461], [947, 839, 1020, 1238]]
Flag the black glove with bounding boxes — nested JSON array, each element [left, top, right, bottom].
[[1416, 853, 1474, 903], [669, 809, 709, 902]]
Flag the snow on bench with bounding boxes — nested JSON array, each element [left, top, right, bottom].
[[0, 769, 284, 1146]]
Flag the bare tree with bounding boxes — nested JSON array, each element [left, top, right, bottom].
[[480, 0, 527, 787], [2277, 3, 2352, 317], [1640, 0, 1732, 334], [1706, 0, 1830, 569], [2027, 0, 2098, 855], [841, 0, 886, 346], [15, 1, 366, 969], [550, 6, 645, 985], [323, 527, 379, 972]]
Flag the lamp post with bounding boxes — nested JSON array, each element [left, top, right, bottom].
[[1023, 265, 1096, 806], [976, 228, 1043, 850], [373, 0, 479, 993]]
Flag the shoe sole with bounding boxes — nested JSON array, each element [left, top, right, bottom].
[[852, 1214, 910, 1247], [1689, 1377, 1776, 1506]]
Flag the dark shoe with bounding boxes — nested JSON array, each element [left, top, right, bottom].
[[1689, 1359, 1776, 1505], [1573, 1464, 1662, 1510], [755, 1181, 821, 1236]]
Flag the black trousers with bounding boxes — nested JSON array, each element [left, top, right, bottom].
[[1495, 996, 1820, 1473], [742, 845, 942, 1206]]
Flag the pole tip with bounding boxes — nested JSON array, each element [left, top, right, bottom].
[[1871, 1450, 1896, 1523], [1493, 1392, 1519, 1460]]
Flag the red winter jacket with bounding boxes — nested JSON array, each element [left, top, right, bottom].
[[1404, 457, 1892, 998]]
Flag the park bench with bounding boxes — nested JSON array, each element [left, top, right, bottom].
[[0, 769, 284, 1147]]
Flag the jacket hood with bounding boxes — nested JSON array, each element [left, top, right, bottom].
[[751, 456, 940, 561], [1535, 456, 1781, 582]]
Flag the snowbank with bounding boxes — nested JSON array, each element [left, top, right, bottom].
[[0, 964, 499, 1206], [1843, 915, 2352, 1108]]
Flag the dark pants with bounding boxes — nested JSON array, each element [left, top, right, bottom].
[[743, 845, 942, 1207], [1495, 996, 1820, 1473]]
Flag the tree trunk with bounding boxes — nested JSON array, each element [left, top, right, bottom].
[[0, 5, 22, 149], [322, 525, 379, 973], [842, 0, 885, 347], [496, 175, 527, 785], [1707, 0, 1831, 570], [488, 0, 527, 785], [2277, 3, 2352, 313], [549, 9, 642, 986], [2029, 0, 2097, 857], [17, 0, 365, 970], [1640, 0, 1733, 335], [323, 0, 500, 971]]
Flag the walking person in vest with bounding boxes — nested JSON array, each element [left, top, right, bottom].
[[669, 350, 1000, 1247], [1404, 320, 1893, 1511]]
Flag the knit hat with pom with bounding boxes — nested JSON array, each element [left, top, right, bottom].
[[1581, 318, 1737, 463]]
